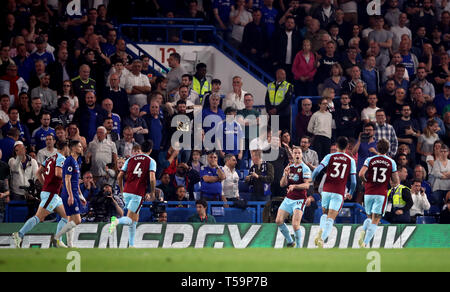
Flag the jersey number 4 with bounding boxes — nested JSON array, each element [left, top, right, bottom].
[[371, 167, 387, 183], [330, 162, 348, 179], [133, 162, 143, 178]]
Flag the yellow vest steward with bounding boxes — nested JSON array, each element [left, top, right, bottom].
[[193, 77, 210, 98], [268, 81, 291, 106], [388, 185, 409, 208]]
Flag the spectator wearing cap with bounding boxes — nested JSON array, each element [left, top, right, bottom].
[[25, 36, 55, 67], [30, 73, 57, 111], [434, 81, 450, 116], [0, 64, 28, 106], [8, 140, 38, 201]]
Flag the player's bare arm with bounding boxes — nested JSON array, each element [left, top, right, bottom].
[[280, 166, 290, 188], [359, 166, 368, 182], [149, 171, 156, 196], [36, 166, 45, 186], [391, 171, 400, 187], [117, 170, 125, 193]]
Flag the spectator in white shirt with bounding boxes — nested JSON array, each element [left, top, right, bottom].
[[36, 134, 57, 165], [410, 179, 431, 222], [223, 76, 247, 111], [361, 94, 380, 124], [125, 59, 151, 108], [222, 154, 240, 203]]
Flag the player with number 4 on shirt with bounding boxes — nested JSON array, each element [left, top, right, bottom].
[[311, 137, 357, 248], [110, 140, 157, 248], [358, 138, 400, 248]]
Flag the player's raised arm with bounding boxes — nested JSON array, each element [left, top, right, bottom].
[[280, 166, 290, 188]]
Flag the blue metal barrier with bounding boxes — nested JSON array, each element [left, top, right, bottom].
[[117, 19, 273, 86]]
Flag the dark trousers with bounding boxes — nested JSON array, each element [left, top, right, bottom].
[[312, 135, 332, 162]]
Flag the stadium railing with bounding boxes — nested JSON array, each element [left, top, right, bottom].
[[117, 18, 274, 86]]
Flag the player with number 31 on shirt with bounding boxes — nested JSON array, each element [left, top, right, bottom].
[[311, 137, 357, 248], [110, 140, 157, 248]]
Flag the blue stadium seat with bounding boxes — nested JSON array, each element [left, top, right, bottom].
[[213, 207, 256, 223], [167, 207, 194, 222], [5, 201, 29, 223], [238, 171, 244, 180], [427, 205, 441, 215], [139, 207, 152, 222], [416, 216, 436, 224], [242, 169, 249, 178]]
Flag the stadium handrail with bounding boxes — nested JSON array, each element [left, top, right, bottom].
[[117, 19, 274, 86], [122, 39, 169, 76]]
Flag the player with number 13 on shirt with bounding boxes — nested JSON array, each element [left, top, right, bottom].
[[358, 138, 400, 248], [110, 140, 157, 248]]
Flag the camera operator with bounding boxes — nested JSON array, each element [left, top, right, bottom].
[[8, 141, 39, 219], [89, 184, 123, 222]]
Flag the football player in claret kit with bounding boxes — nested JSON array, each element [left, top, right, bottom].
[[358, 138, 400, 248], [12, 141, 69, 248], [52, 140, 86, 248], [276, 146, 312, 248], [110, 140, 157, 248], [311, 137, 357, 248]]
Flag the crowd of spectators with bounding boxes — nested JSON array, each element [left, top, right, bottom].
[[0, 0, 449, 225]]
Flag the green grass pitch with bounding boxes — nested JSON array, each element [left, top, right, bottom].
[[0, 248, 448, 272]]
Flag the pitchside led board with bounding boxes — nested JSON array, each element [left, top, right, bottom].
[[0, 223, 449, 248]]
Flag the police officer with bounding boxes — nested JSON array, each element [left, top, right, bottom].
[[384, 166, 414, 223]]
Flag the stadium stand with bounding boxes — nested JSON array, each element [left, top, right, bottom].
[[0, 0, 449, 227]]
